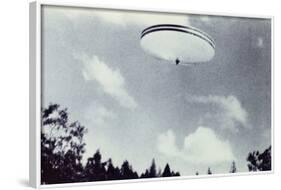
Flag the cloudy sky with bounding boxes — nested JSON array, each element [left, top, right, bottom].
[[41, 5, 271, 176]]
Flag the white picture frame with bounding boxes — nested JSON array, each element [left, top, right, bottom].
[[30, 1, 274, 188]]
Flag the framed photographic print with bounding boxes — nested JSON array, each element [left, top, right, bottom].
[[29, 1, 273, 188]]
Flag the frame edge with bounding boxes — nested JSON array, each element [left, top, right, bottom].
[[29, 1, 40, 188]]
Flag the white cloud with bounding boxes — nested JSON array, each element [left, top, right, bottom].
[[75, 54, 138, 109], [186, 94, 249, 132], [157, 127, 235, 165], [182, 127, 235, 164], [83, 103, 116, 127], [157, 129, 181, 158], [45, 6, 190, 27]]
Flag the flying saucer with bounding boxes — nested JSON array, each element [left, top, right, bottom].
[[140, 24, 215, 65]]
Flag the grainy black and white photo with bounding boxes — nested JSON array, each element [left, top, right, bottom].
[[40, 5, 272, 185]]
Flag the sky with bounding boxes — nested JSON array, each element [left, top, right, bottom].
[[41, 5, 271, 176]]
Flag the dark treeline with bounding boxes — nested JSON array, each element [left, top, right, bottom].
[[41, 104, 179, 184], [41, 104, 271, 184]]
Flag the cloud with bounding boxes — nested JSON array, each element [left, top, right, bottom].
[[186, 94, 249, 132], [157, 129, 181, 158], [45, 6, 190, 27], [157, 127, 235, 164], [75, 54, 138, 109], [83, 103, 116, 127]]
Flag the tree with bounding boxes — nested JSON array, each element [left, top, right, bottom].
[[161, 163, 180, 177], [106, 159, 121, 180], [171, 171, 180, 176], [41, 104, 87, 184], [229, 161, 237, 173], [140, 169, 149, 178], [149, 159, 157, 177], [207, 167, 212, 175], [247, 146, 271, 171], [162, 164, 172, 177], [140, 159, 160, 178], [84, 150, 107, 181], [120, 160, 138, 179]]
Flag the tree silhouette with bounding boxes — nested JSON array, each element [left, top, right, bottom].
[[229, 161, 237, 173], [140, 169, 150, 178], [120, 160, 138, 179], [149, 159, 157, 177], [41, 104, 87, 184], [141, 159, 163, 178], [161, 163, 180, 177], [106, 159, 121, 180], [162, 164, 172, 177], [84, 150, 107, 181], [247, 146, 271, 171], [171, 171, 180, 176], [207, 167, 212, 175]]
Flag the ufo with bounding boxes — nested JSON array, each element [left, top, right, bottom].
[[140, 24, 215, 65]]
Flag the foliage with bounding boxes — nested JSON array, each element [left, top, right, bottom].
[[41, 104, 87, 184], [247, 146, 271, 171]]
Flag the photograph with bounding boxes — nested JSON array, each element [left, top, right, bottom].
[[40, 5, 272, 185]]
